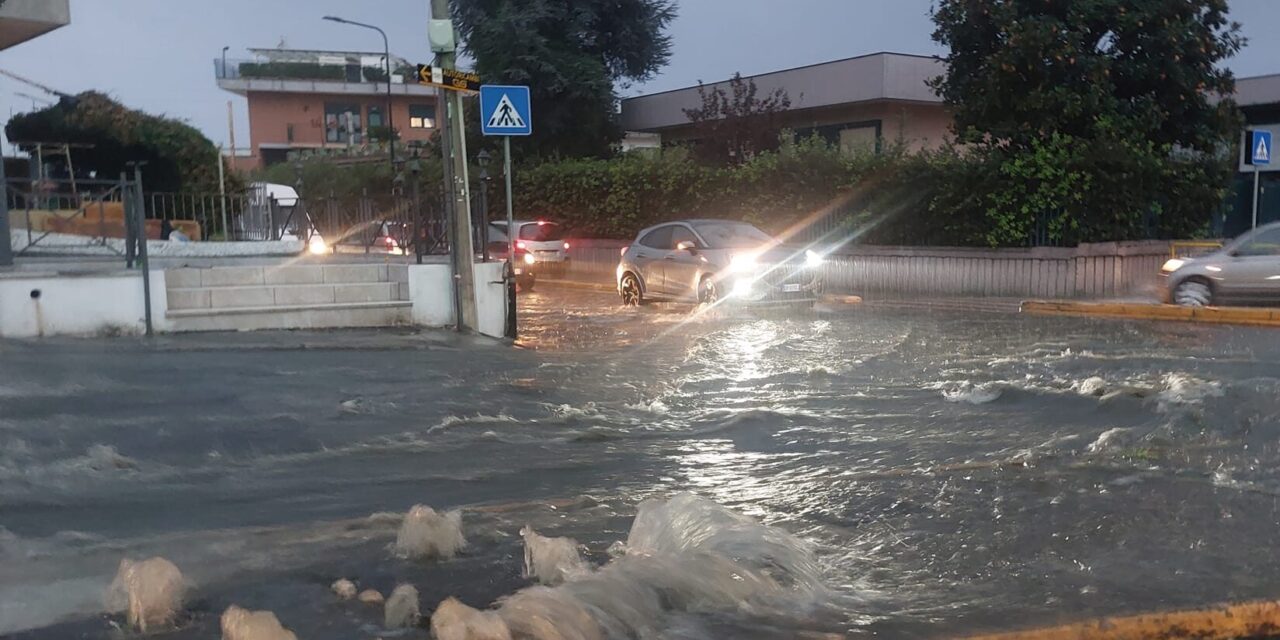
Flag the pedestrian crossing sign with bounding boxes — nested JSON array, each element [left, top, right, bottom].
[[1250, 130, 1271, 166], [480, 85, 532, 136]]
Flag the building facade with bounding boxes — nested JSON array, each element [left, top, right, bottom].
[[216, 48, 439, 169], [1228, 74, 1280, 236], [621, 53, 950, 154], [0, 0, 69, 50]]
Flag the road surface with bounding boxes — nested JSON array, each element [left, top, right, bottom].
[[3, 286, 1279, 638]]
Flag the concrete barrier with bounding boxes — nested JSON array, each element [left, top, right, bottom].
[[563, 239, 1172, 300], [1022, 300, 1280, 327], [0, 270, 168, 338]]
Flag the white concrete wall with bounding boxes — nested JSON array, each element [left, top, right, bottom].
[[0, 271, 168, 338], [408, 264, 455, 327], [407, 262, 510, 338], [473, 262, 508, 339]]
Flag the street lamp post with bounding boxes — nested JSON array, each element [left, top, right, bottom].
[[323, 16, 396, 176], [221, 46, 230, 77]]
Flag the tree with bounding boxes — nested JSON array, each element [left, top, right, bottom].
[[682, 73, 792, 165], [5, 91, 226, 193], [930, 0, 1244, 245], [452, 0, 676, 159]]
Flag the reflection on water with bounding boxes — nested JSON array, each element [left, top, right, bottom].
[[3, 289, 1280, 638]]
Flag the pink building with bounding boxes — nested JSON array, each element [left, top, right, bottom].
[[621, 52, 951, 154], [216, 48, 440, 170]]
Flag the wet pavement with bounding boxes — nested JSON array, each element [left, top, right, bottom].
[[3, 286, 1280, 638]]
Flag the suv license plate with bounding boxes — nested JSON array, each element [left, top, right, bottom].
[[782, 283, 801, 293]]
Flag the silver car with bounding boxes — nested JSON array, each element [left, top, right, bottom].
[[1162, 222, 1280, 306], [616, 219, 824, 306]]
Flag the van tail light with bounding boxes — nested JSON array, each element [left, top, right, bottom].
[[563, 242, 571, 250], [620, 246, 629, 257]]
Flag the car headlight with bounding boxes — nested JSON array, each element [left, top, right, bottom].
[[523, 253, 536, 265], [727, 254, 758, 273], [805, 249, 825, 268], [307, 235, 328, 255], [1161, 258, 1185, 273]]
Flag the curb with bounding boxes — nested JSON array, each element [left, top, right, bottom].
[[537, 278, 616, 292], [1021, 300, 1280, 327], [964, 598, 1280, 640]]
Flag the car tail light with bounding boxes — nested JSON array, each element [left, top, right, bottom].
[[620, 246, 628, 257], [384, 236, 398, 248], [516, 241, 526, 250], [563, 242, 571, 250]]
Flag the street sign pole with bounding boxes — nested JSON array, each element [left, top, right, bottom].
[[503, 135, 516, 338], [479, 84, 532, 340], [1254, 164, 1261, 230], [1249, 130, 1272, 229], [428, 0, 478, 333]]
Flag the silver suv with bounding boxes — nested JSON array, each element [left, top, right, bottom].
[[616, 219, 824, 306], [1163, 222, 1280, 306]]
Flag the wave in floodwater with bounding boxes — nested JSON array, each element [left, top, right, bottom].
[[433, 493, 833, 639]]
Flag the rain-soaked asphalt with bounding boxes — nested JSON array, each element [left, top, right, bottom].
[[3, 286, 1280, 638]]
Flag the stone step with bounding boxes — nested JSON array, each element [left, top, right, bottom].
[[165, 264, 409, 290], [164, 301, 412, 333], [167, 282, 408, 311]]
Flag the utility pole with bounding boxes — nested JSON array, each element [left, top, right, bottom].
[[0, 149, 11, 267], [226, 101, 237, 173], [429, 0, 478, 331]]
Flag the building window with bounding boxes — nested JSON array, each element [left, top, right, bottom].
[[324, 102, 362, 143], [409, 104, 435, 129], [286, 123, 295, 143], [367, 105, 384, 130]]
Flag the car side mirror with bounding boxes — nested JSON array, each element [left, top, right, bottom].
[[676, 240, 699, 254]]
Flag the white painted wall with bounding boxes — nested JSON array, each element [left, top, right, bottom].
[[473, 262, 508, 339], [407, 262, 511, 338], [407, 264, 455, 327], [0, 271, 169, 338]]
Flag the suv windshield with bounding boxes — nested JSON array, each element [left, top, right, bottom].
[[518, 222, 565, 242], [692, 221, 773, 249]]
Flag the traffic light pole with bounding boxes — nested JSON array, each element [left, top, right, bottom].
[[429, 0, 478, 332]]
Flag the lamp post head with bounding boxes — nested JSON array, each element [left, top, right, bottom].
[[222, 45, 229, 52], [322, 15, 346, 23], [477, 149, 491, 166]]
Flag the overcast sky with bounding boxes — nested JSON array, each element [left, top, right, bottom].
[[3, 0, 1278, 150]]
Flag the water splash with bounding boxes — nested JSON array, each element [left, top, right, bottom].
[[431, 597, 512, 640], [520, 525, 589, 586], [448, 494, 828, 639], [394, 504, 466, 560], [942, 382, 1004, 405], [105, 556, 184, 632], [384, 583, 421, 629], [330, 578, 357, 600], [220, 605, 298, 640]]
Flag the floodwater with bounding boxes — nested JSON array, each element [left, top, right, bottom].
[[3, 288, 1280, 638]]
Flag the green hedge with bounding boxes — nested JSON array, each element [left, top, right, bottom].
[[239, 62, 346, 81], [511, 136, 1223, 246]]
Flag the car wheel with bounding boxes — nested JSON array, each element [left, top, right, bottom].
[[1173, 278, 1213, 307], [699, 277, 719, 305], [620, 273, 643, 306]]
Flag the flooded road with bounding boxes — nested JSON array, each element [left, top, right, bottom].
[[3, 287, 1280, 638]]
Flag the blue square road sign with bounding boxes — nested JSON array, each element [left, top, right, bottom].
[[1251, 130, 1271, 166], [480, 85, 532, 136]]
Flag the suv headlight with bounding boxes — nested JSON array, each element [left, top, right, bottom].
[[727, 254, 758, 273], [805, 249, 825, 268]]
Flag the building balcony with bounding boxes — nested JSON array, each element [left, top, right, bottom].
[[215, 58, 436, 97], [0, 0, 70, 50]]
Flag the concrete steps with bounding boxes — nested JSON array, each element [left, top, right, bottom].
[[164, 264, 412, 332]]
